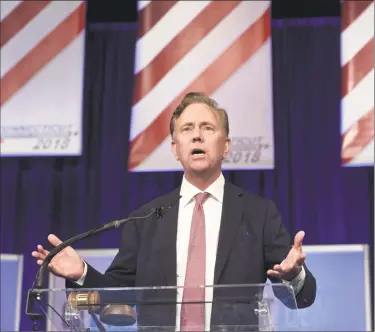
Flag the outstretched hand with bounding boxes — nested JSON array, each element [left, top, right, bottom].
[[267, 231, 306, 281], [31, 234, 84, 281]]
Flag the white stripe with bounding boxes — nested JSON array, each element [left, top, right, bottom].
[[211, 40, 273, 137], [135, 1, 212, 73], [0, 1, 82, 77], [363, 245, 372, 332], [15, 255, 23, 331], [0, 253, 22, 260], [130, 1, 270, 140], [47, 270, 56, 332], [303, 244, 366, 253], [0, 0, 22, 21], [77, 249, 119, 256], [341, 69, 374, 133], [341, 2, 374, 66], [344, 139, 374, 166], [138, 0, 151, 11]]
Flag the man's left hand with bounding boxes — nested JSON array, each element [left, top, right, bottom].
[[267, 230, 306, 281]]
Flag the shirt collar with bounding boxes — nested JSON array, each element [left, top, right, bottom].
[[180, 173, 225, 207]]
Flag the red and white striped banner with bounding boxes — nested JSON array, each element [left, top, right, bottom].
[[128, 0, 274, 171], [341, 1, 374, 166], [0, 1, 86, 156]]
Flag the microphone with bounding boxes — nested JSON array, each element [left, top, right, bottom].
[[154, 194, 182, 220], [26, 195, 182, 322]]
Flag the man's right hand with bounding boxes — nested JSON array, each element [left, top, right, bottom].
[[31, 234, 84, 281]]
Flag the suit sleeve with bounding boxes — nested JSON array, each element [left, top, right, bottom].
[[263, 200, 316, 308], [66, 210, 142, 289]]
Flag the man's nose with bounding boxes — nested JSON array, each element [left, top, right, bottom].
[[192, 128, 203, 142]]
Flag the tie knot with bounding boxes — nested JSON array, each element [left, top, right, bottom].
[[195, 192, 209, 206]]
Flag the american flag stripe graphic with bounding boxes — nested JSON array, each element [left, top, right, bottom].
[[341, 1, 374, 165], [0, 1, 85, 107], [129, 1, 271, 170], [0, 0, 51, 48], [341, 38, 373, 97], [137, 0, 178, 39], [133, 1, 241, 105]]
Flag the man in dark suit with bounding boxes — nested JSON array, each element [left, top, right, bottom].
[[33, 92, 316, 331]]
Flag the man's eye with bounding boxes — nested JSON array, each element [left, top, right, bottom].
[[182, 127, 191, 132], [205, 126, 213, 131]]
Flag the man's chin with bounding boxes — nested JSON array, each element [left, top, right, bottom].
[[189, 162, 212, 174], [191, 167, 209, 174]]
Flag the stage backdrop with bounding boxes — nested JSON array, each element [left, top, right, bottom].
[[0, 1, 86, 156], [0, 17, 373, 332], [128, 1, 275, 171], [340, 0, 374, 166]]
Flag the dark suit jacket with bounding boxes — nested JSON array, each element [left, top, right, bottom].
[[66, 181, 316, 330]]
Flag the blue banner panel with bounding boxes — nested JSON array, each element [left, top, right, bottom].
[[1, 254, 23, 332]]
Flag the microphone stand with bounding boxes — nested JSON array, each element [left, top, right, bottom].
[[25, 209, 158, 329], [25, 195, 181, 330]]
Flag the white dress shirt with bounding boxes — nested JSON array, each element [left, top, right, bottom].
[[76, 173, 306, 331]]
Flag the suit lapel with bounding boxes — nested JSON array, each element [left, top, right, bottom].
[[157, 188, 181, 286], [214, 182, 244, 284]]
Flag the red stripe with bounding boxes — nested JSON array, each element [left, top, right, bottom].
[[342, 0, 373, 31], [342, 37, 374, 97], [0, 1, 52, 48], [342, 108, 374, 164], [137, 0, 178, 39], [129, 8, 271, 170], [133, 1, 241, 105], [0, 3, 85, 107]]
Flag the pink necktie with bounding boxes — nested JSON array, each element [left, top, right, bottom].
[[180, 192, 209, 332]]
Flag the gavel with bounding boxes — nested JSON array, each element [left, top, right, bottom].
[[67, 291, 137, 326]]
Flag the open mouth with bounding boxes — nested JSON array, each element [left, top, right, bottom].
[[191, 148, 205, 155]]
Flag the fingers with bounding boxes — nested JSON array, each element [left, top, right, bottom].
[[295, 252, 306, 265], [32, 235, 64, 270], [37, 244, 49, 256], [272, 264, 283, 272], [32, 244, 50, 260], [267, 269, 280, 278], [267, 233, 307, 280], [293, 230, 305, 251], [282, 251, 306, 269], [267, 253, 306, 280], [266, 263, 287, 278], [48, 234, 63, 247]]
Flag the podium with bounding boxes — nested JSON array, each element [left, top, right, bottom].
[[26, 283, 302, 331]]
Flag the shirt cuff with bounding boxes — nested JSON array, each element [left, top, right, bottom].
[[281, 265, 306, 295], [74, 260, 87, 286]]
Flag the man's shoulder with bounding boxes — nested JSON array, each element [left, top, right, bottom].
[[224, 181, 280, 223], [225, 180, 272, 208], [131, 186, 181, 216], [224, 181, 276, 213]]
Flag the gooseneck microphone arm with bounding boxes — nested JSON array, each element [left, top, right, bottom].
[[26, 195, 182, 325], [33, 209, 157, 289]]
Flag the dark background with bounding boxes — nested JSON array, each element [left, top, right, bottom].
[[87, 0, 342, 22]]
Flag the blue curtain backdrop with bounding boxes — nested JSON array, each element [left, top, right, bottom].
[[0, 18, 373, 331]]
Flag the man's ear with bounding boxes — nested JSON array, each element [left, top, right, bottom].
[[171, 140, 179, 161], [223, 138, 231, 159]]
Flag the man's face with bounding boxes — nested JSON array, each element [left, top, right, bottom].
[[171, 103, 231, 175]]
